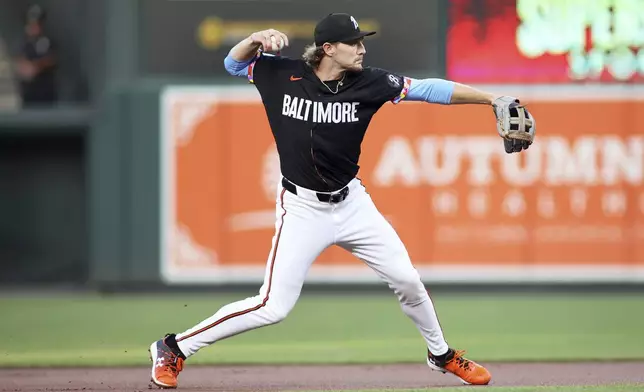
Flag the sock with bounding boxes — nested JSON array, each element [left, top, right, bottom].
[[164, 334, 186, 359], [429, 347, 453, 365]]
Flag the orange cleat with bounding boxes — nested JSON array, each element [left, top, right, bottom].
[[149, 334, 185, 389], [427, 348, 492, 385]]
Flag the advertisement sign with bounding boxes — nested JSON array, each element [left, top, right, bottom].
[[138, 0, 443, 77], [160, 85, 644, 284], [447, 0, 644, 83]]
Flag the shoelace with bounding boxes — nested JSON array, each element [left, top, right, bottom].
[[164, 357, 184, 375], [450, 350, 473, 371], [160, 349, 184, 375]]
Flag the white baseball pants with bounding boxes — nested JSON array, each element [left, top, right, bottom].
[[176, 178, 449, 358]]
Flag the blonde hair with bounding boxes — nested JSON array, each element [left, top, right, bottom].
[[302, 43, 326, 68]]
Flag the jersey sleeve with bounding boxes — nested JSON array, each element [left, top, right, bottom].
[[364, 67, 411, 105], [247, 51, 286, 86]]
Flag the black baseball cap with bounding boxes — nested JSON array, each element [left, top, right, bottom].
[[314, 13, 376, 47]]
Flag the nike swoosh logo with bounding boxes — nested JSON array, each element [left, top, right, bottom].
[[290, 76, 302, 81]]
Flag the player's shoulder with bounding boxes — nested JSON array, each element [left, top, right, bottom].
[[361, 66, 388, 76], [359, 66, 405, 88], [250, 52, 308, 86], [256, 52, 303, 69]]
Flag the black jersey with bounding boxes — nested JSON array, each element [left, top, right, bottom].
[[248, 52, 409, 192]]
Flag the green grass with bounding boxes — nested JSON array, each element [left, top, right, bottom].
[[297, 386, 644, 392], [1, 292, 643, 367]]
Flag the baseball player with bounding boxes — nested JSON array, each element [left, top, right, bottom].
[[149, 13, 535, 389]]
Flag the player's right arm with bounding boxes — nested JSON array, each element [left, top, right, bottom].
[[224, 29, 289, 78]]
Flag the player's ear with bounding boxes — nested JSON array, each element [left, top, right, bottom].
[[322, 42, 336, 57]]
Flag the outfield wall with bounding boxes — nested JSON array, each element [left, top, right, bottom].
[[159, 84, 644, 285], [2, 83, 642, 288]]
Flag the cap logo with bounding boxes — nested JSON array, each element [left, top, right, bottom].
[[350, 16, 359, 30]]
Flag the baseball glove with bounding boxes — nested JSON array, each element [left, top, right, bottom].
[[492, 96, 536, 154]]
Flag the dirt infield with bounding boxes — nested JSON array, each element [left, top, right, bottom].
[[2, 362, 644, 391]]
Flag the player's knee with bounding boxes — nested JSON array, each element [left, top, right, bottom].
[[391, 270, 427, 305], [263, 300, 294, 324]]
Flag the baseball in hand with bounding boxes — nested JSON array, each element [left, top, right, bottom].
[[270, 36, 285, 51]]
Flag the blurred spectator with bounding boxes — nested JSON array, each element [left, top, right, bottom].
[[13, 4, 58, 108]]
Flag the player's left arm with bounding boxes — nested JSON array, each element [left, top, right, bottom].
[[394, 77, 536, 154], [396, 78, 498, 105]]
